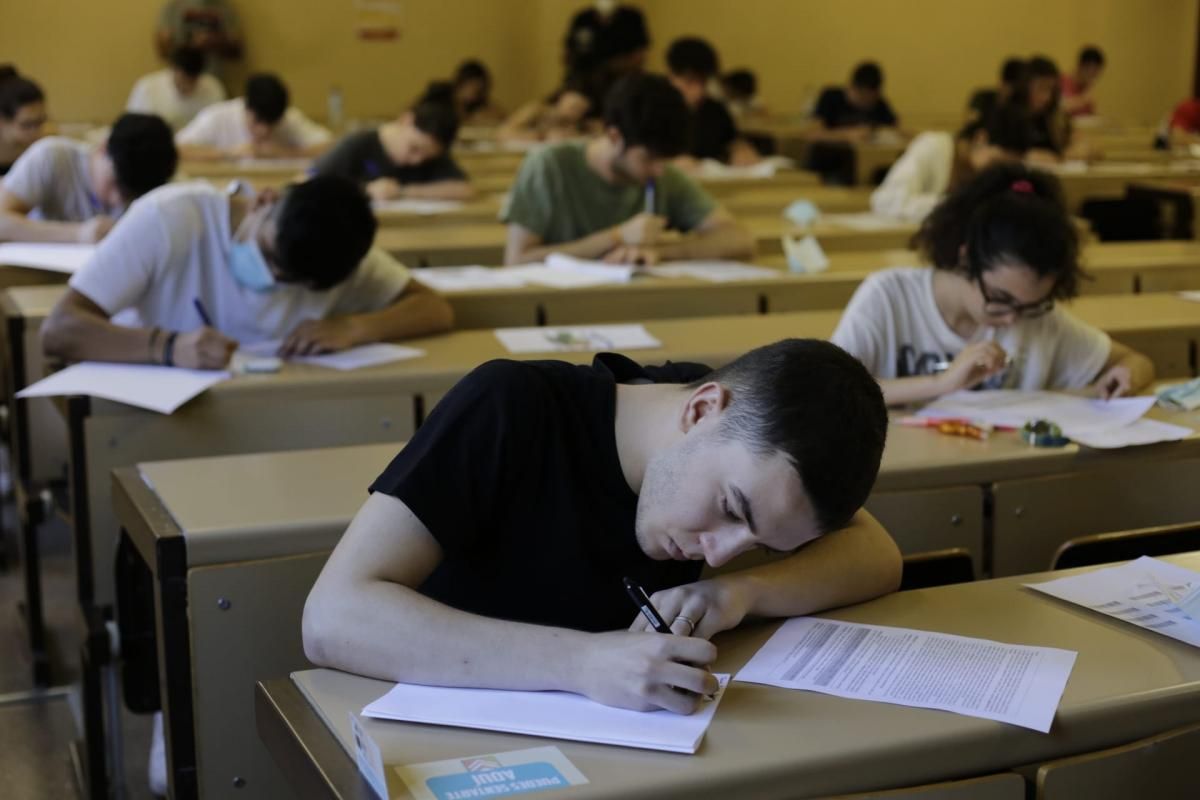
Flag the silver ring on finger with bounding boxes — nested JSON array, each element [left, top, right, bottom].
[[673, 615, 696, 635]]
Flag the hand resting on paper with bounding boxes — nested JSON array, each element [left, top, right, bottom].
[[279, 316, 361, 357], [174, 327, 238, 370]]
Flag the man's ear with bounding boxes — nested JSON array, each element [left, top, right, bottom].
[[680, 381, 730, 433]]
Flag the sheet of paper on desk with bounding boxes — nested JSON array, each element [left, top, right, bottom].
[[1027, 557, 1200, 647], [362, 674, 730, 753], [822, 212, 910, 231], [413, 266, 529, 293], [1178, 291, 1200, 302], [372, 198, 466, 215], [16, 362, 230, 414], [735, 618, 1075, 732], [495, 324, 661, 354], [239, 341, 425, 370], [918, 391, 1155, 437], [647, 261, 780, 282], [1067, 417, 1192, 449], [0, 242, 95, 273]]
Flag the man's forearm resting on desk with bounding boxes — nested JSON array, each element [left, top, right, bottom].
[[0, 190, 110, 244]]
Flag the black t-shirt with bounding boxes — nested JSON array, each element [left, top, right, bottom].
[[312, 129, 467, 186], [687, 98, 739, 162], [564, 6, 649, 73], [370, 354, 710, 632], [813, 87, 898, 129], [968, 88, 998, 121]]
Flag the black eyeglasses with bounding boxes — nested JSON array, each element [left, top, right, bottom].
[[976, 276, 1055, 319]]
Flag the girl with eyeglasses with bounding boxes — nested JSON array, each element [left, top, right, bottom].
[[831, 162, 1155, 406]]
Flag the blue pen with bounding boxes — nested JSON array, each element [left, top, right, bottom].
[[193, 298, 214, 327], [644, 179, 656, 214]]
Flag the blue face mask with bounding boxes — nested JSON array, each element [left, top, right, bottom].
[[228, 239, 276, 292]]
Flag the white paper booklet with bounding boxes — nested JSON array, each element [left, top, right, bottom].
[[0, 242, 96, 273], [413, 266, 529, 293], [822, 212, 911, 231], [494, 324, 661, 354], [373, 199, 466, 215], [240, 341, 424, 370], [646, 261, 780, 282], [17, 362, 230, 414], [1026, 557, 1200, 647], [735, 617, 1076, 733], [362, 675, 730, 754]]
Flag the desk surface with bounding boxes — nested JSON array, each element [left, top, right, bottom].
[[260, 552, 1200, 799]]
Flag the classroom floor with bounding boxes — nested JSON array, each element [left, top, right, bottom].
[[0, 471, 158, 800]]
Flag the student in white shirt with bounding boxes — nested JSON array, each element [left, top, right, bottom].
[[0, 113, 177, 243], [833, 163, 1154, 406], [42, 175, 454, 367], [126, 46, 226, 131], [870, 104, 1033, 222], [175, 73, 332, 160]]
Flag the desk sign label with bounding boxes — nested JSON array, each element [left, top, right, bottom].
[[397, 746, 588, 800]]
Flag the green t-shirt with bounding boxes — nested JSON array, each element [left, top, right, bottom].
[[502, 142, 717, 245]]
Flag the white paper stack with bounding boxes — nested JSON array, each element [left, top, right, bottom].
[[0, 242, 96, 273], [494, 324, 661, 354], [17, 363, 230, 414]]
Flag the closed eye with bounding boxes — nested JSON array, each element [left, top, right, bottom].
[[721, 495, 740, 524]]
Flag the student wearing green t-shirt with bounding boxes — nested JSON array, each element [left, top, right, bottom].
[[502, 74, 754, 266]]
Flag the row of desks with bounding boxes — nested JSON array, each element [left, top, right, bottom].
[[113, 434, 1200, 799]]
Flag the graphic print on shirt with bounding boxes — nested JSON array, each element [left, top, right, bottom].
[[896, 344, 1016, 390]]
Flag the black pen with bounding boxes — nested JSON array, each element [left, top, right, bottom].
[[193, 298, 214, 328], [623, 576, 671, 633]]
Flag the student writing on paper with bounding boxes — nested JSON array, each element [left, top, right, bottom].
[[805, 61, 902, 185], [41, 176, 453, 368], [126, 46, 226, 131], [832, 163, 1154, 406], [503, 74, 754, 266], [665, 38, 759, 167], [1011, 55, 1083, 161], [965, 58, 1026, 126], [175, 73, 331, 160], [0, 74, 49, 176], [1061, 46, 1105, 119], [497, 77, 597, 145], [304, 340, 900, 714], [447, 60, 506, 125], [312, 98, 472, 202], [0, 113, 177, 244], [870, 104, 1034, 222]]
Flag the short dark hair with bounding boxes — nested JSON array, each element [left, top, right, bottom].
[[454, 59, 490, 88], [106, 113, 178, 201], [722, 69, 757, 100], [666, 37, 720, 80], [244, 73, 289, 125], [273, 175, 377, 291], [697, 339, 887, 535], [1026, 55, 1060, 80], [0, 76, 44, 120], [851, 61, 884, 91], [913, 162, 1083, 301], [603, 74, 688, 158], [959, 102, 1034, 154], [1000, 57, 1026, 85], [169, 46, 206, 79], [0, 65, 17, 85], [1079, 46, 1105, 67], [411, 99, 460, 148]]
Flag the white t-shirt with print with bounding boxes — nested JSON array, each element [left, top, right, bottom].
[[126, 69, 227, 131], [870, 131, 955, 222], [175, 97, 332, 151], [69, 181, 410, 344], [831, 267, 1111, 391], [1, 137, 108, 222]]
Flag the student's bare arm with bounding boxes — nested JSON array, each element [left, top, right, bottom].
[[400, 180, 475, 201], [0, 189, 109, 244], [278, 279, 454, 357], [505, 222, 620, 265], [631, 510, 902, 639], [1089, 340, 1155, 399], [303, 492, 719, 713], [41, 289, 235, 368], [655, 208, 755, 261]]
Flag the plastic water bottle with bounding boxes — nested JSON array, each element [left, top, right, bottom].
[[327, 85, 344, 132]]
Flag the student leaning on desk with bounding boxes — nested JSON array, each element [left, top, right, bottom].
[[40, 175, 453, 366], [833, 163, 1155, 406], [304, 339, 901, 714], [502, 73, 754, 267]]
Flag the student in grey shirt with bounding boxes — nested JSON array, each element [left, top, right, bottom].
[[502, 74, 753, 266]]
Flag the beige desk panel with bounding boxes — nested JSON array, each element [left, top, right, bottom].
[[290, 552, 1200, 799]]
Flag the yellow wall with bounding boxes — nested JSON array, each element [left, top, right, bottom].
[[1, 0, 1195, 127]]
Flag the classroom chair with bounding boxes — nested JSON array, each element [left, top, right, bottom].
[[898, 548, 976, 591], [1050, 521, 1200, 570], [821, 772, 1025, 799], [1032, 722, 1200, 800]]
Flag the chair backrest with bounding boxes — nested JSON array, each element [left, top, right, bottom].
[[900, 548, 976, 591], [823, 772, 1025, 800], [1051, 522, 1200, 570], [1036, 722, 1200, 799]]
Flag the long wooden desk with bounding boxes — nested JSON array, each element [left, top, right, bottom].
[[1050, 161, 1200, 212], [260, 552, 1200, 798], [113, 412, 1200, 800]]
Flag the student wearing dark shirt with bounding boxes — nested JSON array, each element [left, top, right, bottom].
[[1011, 55, 1075, 159], [564, 2, 650, 78], [966, 57, 1026, 125], [664, 37, 758, 167], [312, 100, 472, 202], [809, 61, 898, 141], [304, 339, 901, 714], [0, 75, 48, 176]]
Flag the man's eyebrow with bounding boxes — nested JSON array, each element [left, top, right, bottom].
[[732, 485, 757, 535]]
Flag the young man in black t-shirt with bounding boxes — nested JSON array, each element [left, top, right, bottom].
[[311, 100, 473, 202], [807, 61, 901, 184], [665, 37, 759, 166], [304, 339, 901, 715]]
